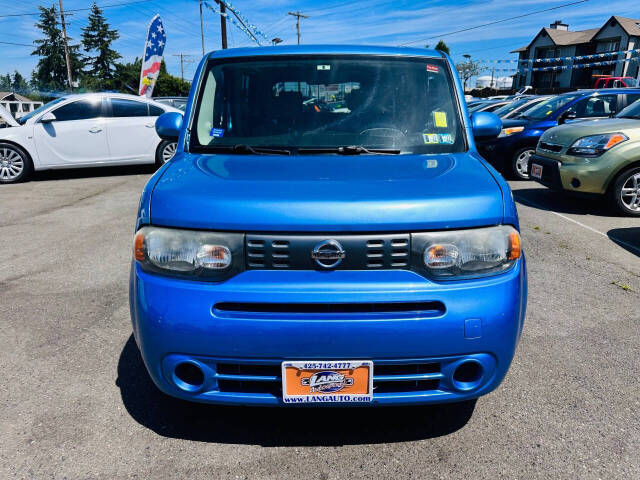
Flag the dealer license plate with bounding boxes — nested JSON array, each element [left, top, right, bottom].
[[531, 163, 543, 179], [282, 360, 373, 404]]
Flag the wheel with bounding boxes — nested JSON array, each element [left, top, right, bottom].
[[156, 140, 177, 166], [0, 142, 32, 184], [511, 147, 535, 180], [610, 166, 640, 216]]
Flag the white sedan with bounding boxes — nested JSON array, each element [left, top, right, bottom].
[[0, 93, 181, 184]]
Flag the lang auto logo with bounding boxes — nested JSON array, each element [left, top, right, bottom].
[[301, 371, 354, 393]]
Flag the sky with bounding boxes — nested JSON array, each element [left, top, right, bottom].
[[0, 0, 638, 84]]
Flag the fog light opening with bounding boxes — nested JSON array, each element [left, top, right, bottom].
[[452, 360, 484, 391], [173, 361, 205, 392], [571, 178, 581, 188]]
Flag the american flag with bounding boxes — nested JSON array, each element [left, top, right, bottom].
[[139, 14, 166, 97]]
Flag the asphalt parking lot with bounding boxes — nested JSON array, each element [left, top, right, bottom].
[[1, 167, 639, 480]]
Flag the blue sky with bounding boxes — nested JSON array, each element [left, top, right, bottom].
[[0, 0, 637, 82]]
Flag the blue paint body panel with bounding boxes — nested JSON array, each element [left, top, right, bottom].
[[130, 45, 527, 406]]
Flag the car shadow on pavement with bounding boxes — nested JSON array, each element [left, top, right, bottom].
[[31, 164, 156, 182], [117, 335, 476, 446], [512, 188, 614, 217], [608, 228, 640, 257]]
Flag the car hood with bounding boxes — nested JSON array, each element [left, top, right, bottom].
[[0, 104, 19, 127], [149, 153, 504, 232], [541, 118, 640, 146]]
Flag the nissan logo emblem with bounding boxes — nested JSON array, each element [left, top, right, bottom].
[[311, 239, 346, 269]]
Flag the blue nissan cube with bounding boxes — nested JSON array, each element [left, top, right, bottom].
[[130, 45, 527, 406]]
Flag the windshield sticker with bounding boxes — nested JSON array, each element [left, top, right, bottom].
[[423, 133, 440, 144], [433, 111, 448, 128], [317, 65, 331, 70], [438, 133, 454, 144], [426, 64, 439, 73], [210, 128, 225, 138]]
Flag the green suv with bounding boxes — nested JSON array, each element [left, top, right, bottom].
[[530, 99, 640, 216]]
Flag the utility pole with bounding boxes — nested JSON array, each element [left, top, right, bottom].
[[58, 0, 73, 91], [172, 54, 194, 81], [490, 67, 495, 91], [199, 0, 205, 56], [216, 0, 227, 49], [288, 11, 308, 45]]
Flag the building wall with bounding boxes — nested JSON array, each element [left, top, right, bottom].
[[593, 21, 629, 77]]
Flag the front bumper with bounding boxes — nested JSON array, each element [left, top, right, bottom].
[[130, 260, 527, 406], [530, 153, 611, 194]]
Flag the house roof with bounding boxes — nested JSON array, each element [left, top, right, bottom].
[[512, 16, 640, 54], [544, 27, 599, 46], [607, 16, 640, 37], [0, 92, 34, 103]]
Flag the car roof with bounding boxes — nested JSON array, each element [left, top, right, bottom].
[[57, 92, 166, 102], [207, 44, 445, 60], [567, 88, 640, 96]]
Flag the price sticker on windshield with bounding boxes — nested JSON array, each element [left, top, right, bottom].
[[426, 64, 439, 73]]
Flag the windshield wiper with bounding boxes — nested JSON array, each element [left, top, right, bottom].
[[298, 145, 401, 155], [617, 115, 640, 120], [202, 144, 291, 155]]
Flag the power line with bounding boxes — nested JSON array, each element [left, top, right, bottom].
[[399, 0, 589, 46], [0, 0, 153, 18], [0, 40, 32, 47]]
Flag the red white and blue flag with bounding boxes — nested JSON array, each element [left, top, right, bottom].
[[139, 14, 166, 97]]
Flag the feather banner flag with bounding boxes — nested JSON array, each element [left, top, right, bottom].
[[139, 14, 166, 97]]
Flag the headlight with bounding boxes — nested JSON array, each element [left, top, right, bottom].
[[133, 226, 244, 280], [567, 133, 628, 157], [498, 126, 524, 137], [413, 225, 521, 279]]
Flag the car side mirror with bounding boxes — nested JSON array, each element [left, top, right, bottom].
[[155, 111, 183, 141], [558, 110, 576, 125], [40, 112, 56, 123], [471, 112, 501, 139]]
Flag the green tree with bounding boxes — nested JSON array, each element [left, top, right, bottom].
[[456, 59, 483, 92], [12, 71, 29, 92], [31, 5, 83, 91], [435, 40, 450, 56], [111, 58, 190, 97], [0, 73, 11, 90], [81, 1, 120, 87]]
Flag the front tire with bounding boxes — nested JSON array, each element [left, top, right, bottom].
[[511, 147, 535, 180], [156, 140, 177, 166], [0, 142, 32, 184], [611, 166, 640, 216]]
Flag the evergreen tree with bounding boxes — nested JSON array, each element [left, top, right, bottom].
[[81, 2, 120, 86], [12, 71, 29, 93], [31, 5, 83, 91], [0, 73, 11, 90], [435, 40, 450, 56]]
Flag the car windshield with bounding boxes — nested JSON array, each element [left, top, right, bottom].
[[191, 55, 465, 154], [468, 102, 493, 113], [616, 98, 640, 119], [492, 97, 533, 118], [18, 96, 67, 125], [519, 94, 581, 120]]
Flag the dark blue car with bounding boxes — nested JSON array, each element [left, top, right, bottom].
[[478, 89, 640, 179], [130, 45, 527, 406]]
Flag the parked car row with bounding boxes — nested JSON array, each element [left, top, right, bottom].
[[474, 89, 640, 180], [529, 96, 640, 216], [0, 93, 183, 184]]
